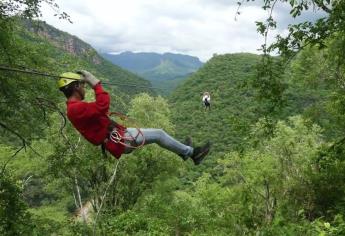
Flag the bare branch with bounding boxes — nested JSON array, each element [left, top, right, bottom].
[[93, 160, 121, 235], [35, 97, 67, 135], [22, 175, 33, 188], [1, 145, 25, 176], [235, 0, 245, 21], [0, 121, 44, 173], [34, 97, 75, 148], [263, 0, 279, 54], [0, 121, 26, 147]]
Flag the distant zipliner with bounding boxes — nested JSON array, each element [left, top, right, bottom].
[[202, 92, 211, 110]]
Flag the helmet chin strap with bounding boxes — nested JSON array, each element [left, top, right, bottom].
[[75, 83, 85, 100]]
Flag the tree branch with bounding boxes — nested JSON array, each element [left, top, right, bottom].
[[35, 97, 67, 136], [1, 145, 25, 176], [0, 121, 26, 147], [93, 160, 121, 235], [315, 1, 331, 14], [0, 121, 44, 174], [235, 0, 245, 21]]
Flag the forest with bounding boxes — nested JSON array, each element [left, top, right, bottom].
[[1, 0, 345, 235]]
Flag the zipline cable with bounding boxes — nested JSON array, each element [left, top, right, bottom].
[[0, 64, 167, 91]]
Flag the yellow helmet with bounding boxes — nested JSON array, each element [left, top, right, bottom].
[[57, 72, 82, 89]]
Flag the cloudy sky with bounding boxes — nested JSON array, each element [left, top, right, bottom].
[[41, 0, 326, 62]]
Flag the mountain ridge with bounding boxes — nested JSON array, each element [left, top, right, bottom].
[[20, 20, 154, 99], [101, 51, 204, 94], [102, 51, 203, 74]]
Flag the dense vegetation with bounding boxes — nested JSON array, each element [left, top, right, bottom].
[[2, 0, 345, 235], [170, 53, 261, 154]]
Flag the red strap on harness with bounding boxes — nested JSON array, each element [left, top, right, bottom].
[[107, 112, 145, 149]]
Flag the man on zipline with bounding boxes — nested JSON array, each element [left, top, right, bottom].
[[58, 70, 211, 165], [202, 92, 211, 110]]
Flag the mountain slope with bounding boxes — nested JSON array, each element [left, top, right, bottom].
[[101, 51, 203, 94], [102, 51, 203, 75], [170, 53, 262, 155], [170, 51, 339, 158], [22, 20, 154, 100]]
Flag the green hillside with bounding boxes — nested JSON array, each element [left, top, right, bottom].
[[102, 51, 203, 95], [170, 53, 262, 154], [142, 59, 195, 93], [21, 20, 153, 98], [170, 50, 341, 157], [142, 59, 187, 78]]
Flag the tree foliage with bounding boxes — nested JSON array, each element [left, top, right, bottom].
[[2, 0, 345, 235]]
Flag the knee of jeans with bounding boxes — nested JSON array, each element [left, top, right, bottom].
[[156, 129, 167, 139], [156, 129, 165, 135]]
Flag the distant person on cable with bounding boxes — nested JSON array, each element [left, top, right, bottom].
[[202, 92, 211, 110], [58, 71, 211, 165]]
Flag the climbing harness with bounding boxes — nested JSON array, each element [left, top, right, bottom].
[[106, 112, 146, 149], [100, 112, 146, 158]]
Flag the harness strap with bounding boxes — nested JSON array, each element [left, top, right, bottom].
[[101, 143, 107, 158], [104, 111, 146, 149], [106, 128, 145, 149]]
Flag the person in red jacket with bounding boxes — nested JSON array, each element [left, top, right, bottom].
[[58, 71, 211, 165]]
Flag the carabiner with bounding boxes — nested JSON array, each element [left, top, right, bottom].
[[110, 130, 121, 143]]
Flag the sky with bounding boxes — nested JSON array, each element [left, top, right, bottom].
[[40, 0, 326, 62]]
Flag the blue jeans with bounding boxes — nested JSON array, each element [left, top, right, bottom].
[[123, 128, 193, 157]]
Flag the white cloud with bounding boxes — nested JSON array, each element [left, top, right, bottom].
[[40, 0, 325, 62]]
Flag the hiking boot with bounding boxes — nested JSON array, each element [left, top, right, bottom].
[[178, 137, 193, 161], [191, 141, 211, 165]]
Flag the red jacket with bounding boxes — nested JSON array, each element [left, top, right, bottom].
[[66, 83, 125, 158]]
